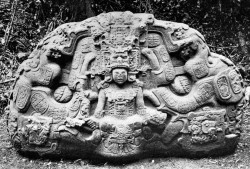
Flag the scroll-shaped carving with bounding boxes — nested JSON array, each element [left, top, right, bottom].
[[7, 11, 246, 161]]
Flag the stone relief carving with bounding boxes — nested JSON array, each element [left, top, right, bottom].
[[6, 11, 246, 160]]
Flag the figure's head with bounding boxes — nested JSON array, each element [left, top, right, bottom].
[[79, 101, 90, 118], [112, 68, 128, 85]]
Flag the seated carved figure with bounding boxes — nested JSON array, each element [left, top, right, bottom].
[[6, 11, 246, 160], [92, 67, 166, 122], [94, 68, 146, 118]]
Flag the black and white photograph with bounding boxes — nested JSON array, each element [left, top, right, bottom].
[[0, 0, 250, 168]]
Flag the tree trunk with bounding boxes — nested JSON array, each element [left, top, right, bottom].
[[238, 31, 250, 64], [85, 0, 94, 18], [68, 0, 94, 21]]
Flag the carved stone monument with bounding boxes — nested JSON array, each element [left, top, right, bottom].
[[6, 11, 246, 160]]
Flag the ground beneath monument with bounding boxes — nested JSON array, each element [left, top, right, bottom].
[[1, 109, 250, 169]]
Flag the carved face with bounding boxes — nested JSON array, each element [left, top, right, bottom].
[[112, 68, 128, 85], [111, 53, 128, 65], [80, 103, 90, 117]]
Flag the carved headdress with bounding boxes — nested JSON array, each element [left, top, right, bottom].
[[91, 12, 144, 76]]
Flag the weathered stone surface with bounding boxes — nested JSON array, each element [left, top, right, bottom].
[[6, 11, 246, 160]]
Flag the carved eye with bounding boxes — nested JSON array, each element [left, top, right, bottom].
[[133, 38, 138, 44]]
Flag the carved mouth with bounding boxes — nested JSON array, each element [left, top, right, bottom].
[[117, 79, 124, 83]]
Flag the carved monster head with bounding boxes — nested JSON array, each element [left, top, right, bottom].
[[109, 47, 130, 70]]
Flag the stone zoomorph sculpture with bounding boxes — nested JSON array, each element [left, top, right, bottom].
[[6, 11, 246, 160]]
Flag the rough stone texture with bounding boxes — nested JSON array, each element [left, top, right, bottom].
[[6, 11, 246, 160]]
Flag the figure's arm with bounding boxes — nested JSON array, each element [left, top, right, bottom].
[[94, 89, 106, 118], [141, 48, 161, 73], [80, 52, 96, 75], [138, 88, 167, 125], [84, 89, 98, 101], [143, 89, 160, 107], [136, 87, 146, 117]]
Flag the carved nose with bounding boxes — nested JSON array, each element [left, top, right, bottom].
[[117, 57, 122, 62], [117, 74, 123, 78]]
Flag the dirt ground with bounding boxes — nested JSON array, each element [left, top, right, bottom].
[[1, 111, 250, 169]]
